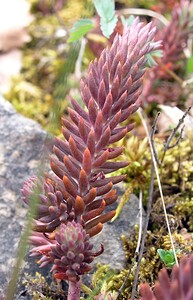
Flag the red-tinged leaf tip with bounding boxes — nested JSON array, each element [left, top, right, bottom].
[[78, 117, 88, 143], [68, 107, 79, 125], [87, 129, 95, 156], [104, 189, 117, 199], [109, 110, 122, 130], [98, 79, 107, 108], [96, 126, 111, 151], [93, 149, 109, 168], [87, 223, 103, 237], [79, 169, 89, 195], [102, 92, 113, 120], [82, 200, 106, 223], [140, 283, 155, 300], [50, 161, 64, 179], [63, 155, 79, 179], [88, 70, 98, 100], [83, 187, 97, 205], [69, 135, 83, 162], [85, 210, 116, 230], [88, 97, 98, 125], [75, 196, 85, 216], [96, 181, 113, 197], [94, 110, 104, 140], [63, 176, 77, 198], [82, 148, 92, 175], [54, 273, 68, 280], [109, 127, 128, 144]]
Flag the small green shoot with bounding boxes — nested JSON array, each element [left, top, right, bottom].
[[145, 49, 163, 67], [67, 19, 94, 43], [120, 15, 135, 27], [186, 55, 193, 75], [157, 249, 180, 268]]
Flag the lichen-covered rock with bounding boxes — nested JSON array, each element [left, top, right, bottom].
[[0, 96, 48, 295]]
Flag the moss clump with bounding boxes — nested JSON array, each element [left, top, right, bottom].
[[108, 226, 193, 299], [175, 195, 193, 231], [108, 227, 161, 299], [23, 272, 67, 299], [113, 133, 193, 214]]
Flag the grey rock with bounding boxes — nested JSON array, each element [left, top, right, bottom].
[[0, 97, 49, 295], [92, 191, 145, 270]]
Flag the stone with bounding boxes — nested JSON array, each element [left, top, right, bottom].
[[0, 97, 48, 296], [92, 189, 145, 270]]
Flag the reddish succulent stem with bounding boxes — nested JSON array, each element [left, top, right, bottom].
[[68, 279, 81, 300]]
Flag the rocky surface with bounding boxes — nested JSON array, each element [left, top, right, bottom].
[[0, 97, 144, 299], [0, 97, 48, 297]]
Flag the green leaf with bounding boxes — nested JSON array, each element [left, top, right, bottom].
[[120, 15, 135, 27], [93, 0, 117, 38], [145, 50, 163, 67], [100, 16, 118, 39], [157, 249, 178, 268], [186, 56, 193, 74], [67, 19, 94, 43]]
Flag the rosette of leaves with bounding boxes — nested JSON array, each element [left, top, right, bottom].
[[157, 249, 178, 268]]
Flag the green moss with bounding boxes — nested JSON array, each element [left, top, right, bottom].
[[23, 272, 66, 299]]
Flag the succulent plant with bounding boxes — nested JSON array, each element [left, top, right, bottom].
[[22, 16, 161, 299], [141, 0, 193, 105]]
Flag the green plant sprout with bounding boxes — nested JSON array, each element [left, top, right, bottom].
[[157, 249, 180, 268]]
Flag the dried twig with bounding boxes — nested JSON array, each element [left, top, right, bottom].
[[151, 112, 161, 165], [117, 8, 169, 26], [115, 190, 143, 300], [136, 190, 143, 254], [164, 106, 191, 150], [160, 106, 191, 164], [160, 64, 184, 85], [129, 109, 179, 299], [131, 164, 155, 300], [75, 38, 87, 79], [139, 108, 178, 267]]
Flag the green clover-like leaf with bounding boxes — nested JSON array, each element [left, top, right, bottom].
[[67, 19, 94, 43], [157, 249, 179, 268], [93, 0, 117, 38]]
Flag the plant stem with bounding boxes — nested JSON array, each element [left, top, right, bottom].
[[131, 163, 155, 300], [138, 108, 178, 267], [117, 8, 169, 26], [115, 190, 143, 299], [68, 279, 81, 300]]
